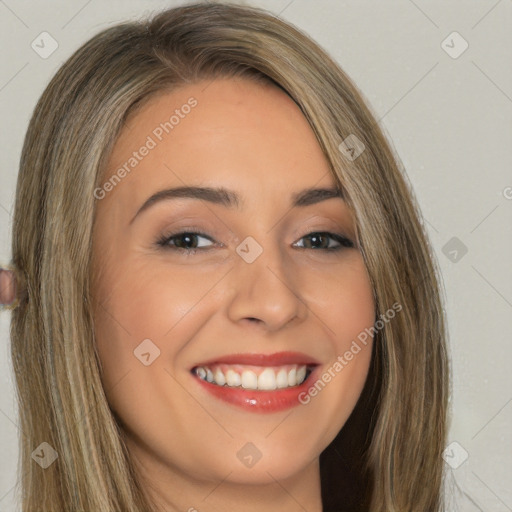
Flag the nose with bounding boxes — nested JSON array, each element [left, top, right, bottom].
[[225, 242, 308, 332]]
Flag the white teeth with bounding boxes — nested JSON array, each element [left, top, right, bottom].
[[276, 369, 289, 388], [225, 369, 241, 387], [241, 370, 258, 390], [194, 364, 310, 390], [258, 368, 277, 390], [214, 369, 226, 386], [296, 366, 306, 384], [288, 368, 297, 386]]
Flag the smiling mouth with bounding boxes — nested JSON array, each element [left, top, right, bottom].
[[191, 363, 314, 391]]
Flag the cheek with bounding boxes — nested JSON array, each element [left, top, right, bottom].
[[297, 256, 375, 434], [332, 267, 375, 344], [304, 255, 375, 340], [116, 264, 228, 339], [326, 257, 375, 377], [92, 263, 225, 385]]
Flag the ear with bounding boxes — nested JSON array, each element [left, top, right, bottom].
[[0, 268, 17, 306]]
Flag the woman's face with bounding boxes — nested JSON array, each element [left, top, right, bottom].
[[90, 77, 375, 494]]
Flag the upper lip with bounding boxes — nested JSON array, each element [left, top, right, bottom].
[[192, 351, 320, 368]]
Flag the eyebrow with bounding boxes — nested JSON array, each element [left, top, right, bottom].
[[129, 185, 344, 225]]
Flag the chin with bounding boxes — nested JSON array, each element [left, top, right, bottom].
[[221, 461, 310, 485], [226, 442, 318, 484]]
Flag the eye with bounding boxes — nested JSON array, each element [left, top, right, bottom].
[[293, 232, 354, 251], [156, 229, 355, 255], [156, 230, 216, 253]]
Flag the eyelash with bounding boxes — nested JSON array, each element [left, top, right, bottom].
[[156, 229, 355, 255]]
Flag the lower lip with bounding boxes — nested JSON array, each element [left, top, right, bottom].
[[192, 367, 320, 413]]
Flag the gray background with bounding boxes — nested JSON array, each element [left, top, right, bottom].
[[1, 1, 511, 510]]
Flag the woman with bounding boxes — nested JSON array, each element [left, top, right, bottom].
[[0, 2, 449, 511]]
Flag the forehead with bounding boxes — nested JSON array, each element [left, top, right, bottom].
[[102, 77, 337, 209]]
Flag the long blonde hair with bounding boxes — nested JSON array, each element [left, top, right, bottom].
[[8, 2, 450, 510]]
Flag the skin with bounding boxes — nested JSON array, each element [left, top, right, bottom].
[[90, 77, 376, 512], [0, 269, 16, 305]]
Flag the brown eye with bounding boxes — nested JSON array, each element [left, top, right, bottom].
[[157, 231, 216, 252], [294, 232, 354, 251]]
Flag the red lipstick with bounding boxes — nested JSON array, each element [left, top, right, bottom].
[[194, 351, 319, 367], [191, 351, 320, 413]]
